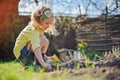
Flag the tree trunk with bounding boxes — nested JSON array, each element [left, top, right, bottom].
[[0, 0, 20, 61], [0, 0, 19, 25]]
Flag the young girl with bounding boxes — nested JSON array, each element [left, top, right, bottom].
[[13, 4, 55, 71]]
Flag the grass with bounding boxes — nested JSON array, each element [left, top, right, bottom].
[[0, 61, 106, 80]]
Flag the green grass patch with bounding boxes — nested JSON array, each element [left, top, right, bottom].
[[0, 61, 106, 80]]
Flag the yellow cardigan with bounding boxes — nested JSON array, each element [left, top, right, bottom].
[[13, 22, 43, 59]]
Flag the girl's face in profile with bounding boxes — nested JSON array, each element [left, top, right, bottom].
[[41, 18, 53, 30]]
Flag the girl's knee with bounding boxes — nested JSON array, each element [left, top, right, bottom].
[[43, 38, 49, 47], [40, 35, 49, 47], [45, 38, 49, 45]]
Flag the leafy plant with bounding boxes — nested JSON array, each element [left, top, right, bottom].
[[77, 41, 88, 55]]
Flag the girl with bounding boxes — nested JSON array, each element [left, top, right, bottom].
[[13, 4, 55, 71]]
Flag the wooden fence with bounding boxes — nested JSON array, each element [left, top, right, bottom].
[[76, 15, 120, 52]]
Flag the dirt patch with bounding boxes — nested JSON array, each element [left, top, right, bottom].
[[50, 50, 120, 80]]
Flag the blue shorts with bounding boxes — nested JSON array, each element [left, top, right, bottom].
[[17, 44, 35, 66], [17, 44, 44, 66]]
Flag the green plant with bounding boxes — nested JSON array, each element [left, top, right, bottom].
[[85, 51, 102, 60], [84, 56, 90, 68], [77, 41, 88, 55]]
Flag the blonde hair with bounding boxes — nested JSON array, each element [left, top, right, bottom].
[[45, 19, 59, 35], [31, 4, 58, 35]]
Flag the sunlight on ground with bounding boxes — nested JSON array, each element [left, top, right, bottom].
[[0, 62, 105, 80]]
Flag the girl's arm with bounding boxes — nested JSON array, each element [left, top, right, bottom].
[[33, 47, 52, 70]]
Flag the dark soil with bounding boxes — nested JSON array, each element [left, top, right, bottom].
[[50, 51, 120, 80]]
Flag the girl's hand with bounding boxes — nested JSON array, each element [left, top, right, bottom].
[[42, 63, 52, 71]]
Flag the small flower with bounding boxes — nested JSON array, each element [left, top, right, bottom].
[[78, 43, 84, 48]]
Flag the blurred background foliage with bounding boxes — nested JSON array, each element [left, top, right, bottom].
[[0, 0, 120, 61], [55, 16, 77, 49]]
